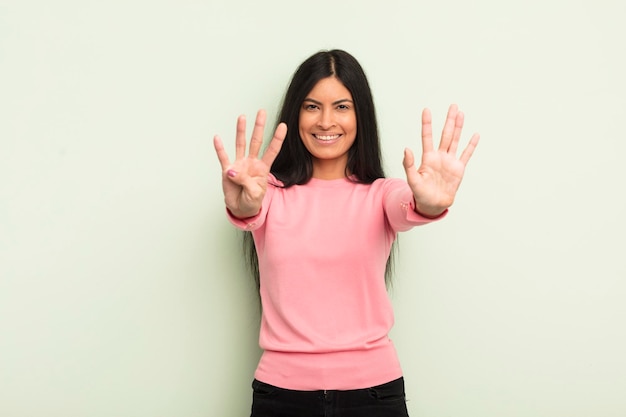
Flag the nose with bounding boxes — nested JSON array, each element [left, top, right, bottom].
[[317, 108, 335, 130]]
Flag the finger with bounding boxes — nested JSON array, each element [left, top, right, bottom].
[[448, 110, 464, 155], [459, 133, 480, 165], [402, 147, 416, 171], [235, 114, 247, 160], [402, 147, 420, 185], [213, 135, 232, 171], [261, 122, 288, 167], [248, 109, 267, 159], [421, 108, 434, 154], [439, 104, 458, 151]]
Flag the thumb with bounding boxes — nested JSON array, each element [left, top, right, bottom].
[[403, 148, 419, 186], [403, 148, 415, 171]]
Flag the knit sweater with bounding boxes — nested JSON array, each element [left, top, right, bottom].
[[227, 175, 444, 390]]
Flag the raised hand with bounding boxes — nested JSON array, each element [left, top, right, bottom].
[[213, 110, 287, 218], [402, 104, 479, 217]]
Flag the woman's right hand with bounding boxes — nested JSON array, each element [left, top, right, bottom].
[[213, 110, 287, 219]]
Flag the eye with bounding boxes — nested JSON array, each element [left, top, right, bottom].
[[304, 103, 319, 111], [337, 104, 350, 111]]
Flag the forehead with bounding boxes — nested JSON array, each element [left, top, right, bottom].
[[306, 77, 352, 100]]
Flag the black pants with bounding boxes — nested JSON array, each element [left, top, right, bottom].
[[250, 377, 410, 417]]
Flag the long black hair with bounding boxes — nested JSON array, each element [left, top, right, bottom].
[[271, 49, 385, 185], [244, 49, 396, 291]]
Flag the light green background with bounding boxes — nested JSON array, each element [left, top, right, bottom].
[[1, 0, 624, 416]]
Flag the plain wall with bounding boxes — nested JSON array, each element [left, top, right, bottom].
[[1, 0, 625, 416]]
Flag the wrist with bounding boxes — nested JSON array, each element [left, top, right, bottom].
[[413, 199, 448, 218], [226, 205, 261, 220]]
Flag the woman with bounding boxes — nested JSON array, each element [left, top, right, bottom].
[[213, 49, 479, 417]]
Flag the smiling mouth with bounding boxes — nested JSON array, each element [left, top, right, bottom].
[[313, 134, 341, 141]]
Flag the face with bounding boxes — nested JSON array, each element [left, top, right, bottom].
[[299, 77, 357, 179]]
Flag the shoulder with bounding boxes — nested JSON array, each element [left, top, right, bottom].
[[267, 173, 285, 188]]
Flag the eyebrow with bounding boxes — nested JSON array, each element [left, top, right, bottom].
[[303, 98, 354, 105]]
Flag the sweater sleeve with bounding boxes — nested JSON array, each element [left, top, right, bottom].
[[382, 178, 447, 233]]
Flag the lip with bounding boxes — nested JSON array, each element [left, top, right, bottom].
[[313, 133, 342, 143]]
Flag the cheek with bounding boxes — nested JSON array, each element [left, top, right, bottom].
[[299, 109, 314, 124], [339, 111, 356, 125], [298, 114, 310, 134], [342, 115, 357, 135]]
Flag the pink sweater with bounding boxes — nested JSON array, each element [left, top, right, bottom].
[[227, 175, 444, 390]]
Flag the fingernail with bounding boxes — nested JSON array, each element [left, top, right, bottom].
[[227, 169, 237, 178]]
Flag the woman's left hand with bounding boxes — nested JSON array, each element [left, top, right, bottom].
[[402, 104, 480, 217]]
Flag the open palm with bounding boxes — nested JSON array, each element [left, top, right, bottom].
[[213, 110, 287, 218], [403, 104, 479, 217]]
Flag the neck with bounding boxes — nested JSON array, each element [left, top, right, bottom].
[[311, 158, 349, 180]]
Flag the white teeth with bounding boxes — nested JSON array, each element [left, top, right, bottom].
[[315, 134, 340, 141]]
